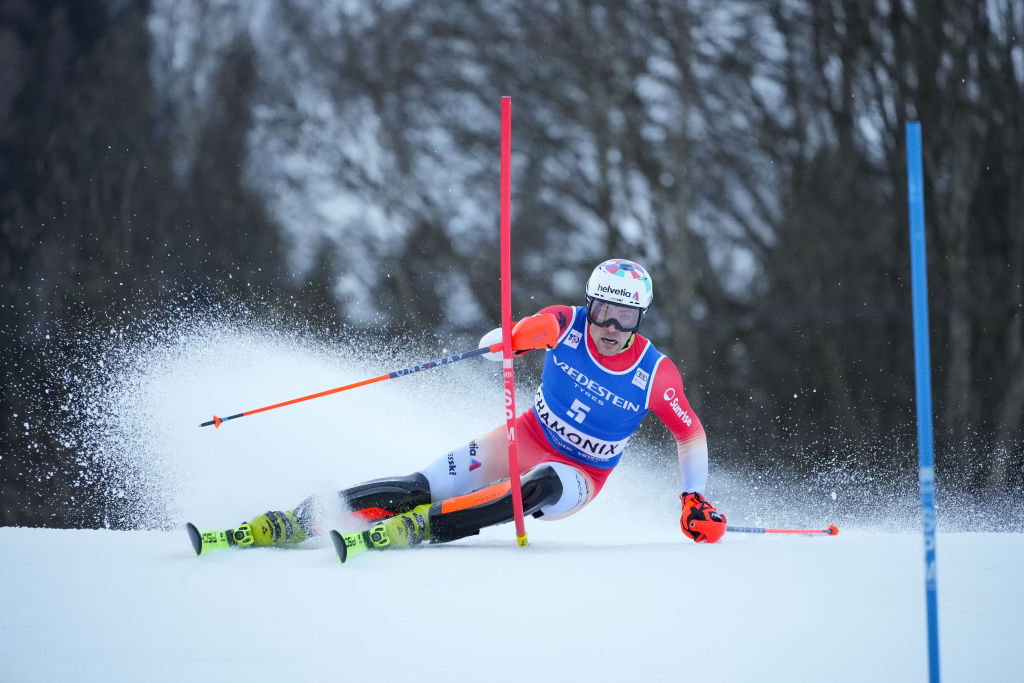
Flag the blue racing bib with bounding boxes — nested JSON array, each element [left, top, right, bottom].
[[531, 307, 664, 468]]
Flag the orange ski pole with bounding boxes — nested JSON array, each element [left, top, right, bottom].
[[726, 524, 838, 536], [200, 314, 558, 429]]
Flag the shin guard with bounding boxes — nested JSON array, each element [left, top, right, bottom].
[[428, 465, 563, 543]]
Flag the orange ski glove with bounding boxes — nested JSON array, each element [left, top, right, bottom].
[[680, 492, 727, 543]]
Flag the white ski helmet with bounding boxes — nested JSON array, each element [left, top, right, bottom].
[[585, 259, 654, 311]]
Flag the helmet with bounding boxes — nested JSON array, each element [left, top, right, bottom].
[[585, 259, 654, 311]]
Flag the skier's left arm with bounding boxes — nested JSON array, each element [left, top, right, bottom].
[[649, 358, 727, 543]]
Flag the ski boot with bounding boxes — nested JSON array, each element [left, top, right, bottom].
[[244, 509, 309, 547], [367, 504, 432, 549], [186, 509, 308, 556], [328, 504, 433, 563]]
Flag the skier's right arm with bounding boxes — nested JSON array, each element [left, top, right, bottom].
[[478, 309, 563, 360]]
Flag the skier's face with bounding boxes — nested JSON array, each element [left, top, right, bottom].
[[588, 314, 632, 354], [586, 299, 640, 355]]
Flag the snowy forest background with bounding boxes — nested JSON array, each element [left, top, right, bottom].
[[2, 0, 1023, 528]]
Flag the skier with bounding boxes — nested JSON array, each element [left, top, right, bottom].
[[192, 259, 725, 556]]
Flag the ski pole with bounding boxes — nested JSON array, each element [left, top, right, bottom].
[[726, 524, 838, 536], [199, 313, 559, 428]]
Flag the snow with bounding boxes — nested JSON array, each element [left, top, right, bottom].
[[2, 528, 1021, 681], [3, 321, 1022, 681]]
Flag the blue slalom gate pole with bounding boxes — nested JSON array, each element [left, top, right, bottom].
[[906, 121, 940, 683]]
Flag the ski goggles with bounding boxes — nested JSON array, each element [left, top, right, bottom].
[[586, 299, 643, 332]]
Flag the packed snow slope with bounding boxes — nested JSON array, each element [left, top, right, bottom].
[[3, 527, 1022, 682], [2, 318, 1022, 682]]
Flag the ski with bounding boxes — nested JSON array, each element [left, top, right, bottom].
[[185, 522, 246, 556], [329, 529, 373, 564]]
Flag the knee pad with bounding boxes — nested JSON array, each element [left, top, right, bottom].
[[522, 464, 565, 517], [534, 462, 593, 520]]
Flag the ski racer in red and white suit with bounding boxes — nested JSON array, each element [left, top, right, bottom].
[[420, 304, 711, 522], [237, 260, 727, 549], [347, 260, 725, 545]]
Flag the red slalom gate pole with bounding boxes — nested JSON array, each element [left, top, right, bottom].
[[726, 524, 838, 536], [501, 96, 528, 547]]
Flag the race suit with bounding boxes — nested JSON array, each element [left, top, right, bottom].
[[418, 305, 709, 520]]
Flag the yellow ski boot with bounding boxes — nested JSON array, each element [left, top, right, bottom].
[[242, 510, 309, 547], [367, 504, 432, 549]]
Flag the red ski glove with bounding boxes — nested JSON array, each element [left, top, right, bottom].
[[680, 492, 726, 543]]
